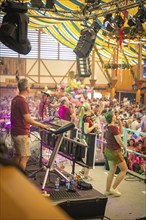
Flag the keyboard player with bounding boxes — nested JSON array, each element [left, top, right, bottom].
[[11, 79, 51, 172]]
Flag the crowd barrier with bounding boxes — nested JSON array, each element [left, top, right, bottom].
[[123, 128, 146, 181]]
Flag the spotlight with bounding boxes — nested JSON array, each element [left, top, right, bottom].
[[128, 16, 137, 27], [103, 13, 114, 32], [134, 22, 144, 34], [30, 0, 44, 8], [46, 0, 54, 9], [0, 0, 31, 55], [128, 6, 146, 27], [136, 7, 146, 23], [123, 27, 130, 36], [114, 14, 125, 28]]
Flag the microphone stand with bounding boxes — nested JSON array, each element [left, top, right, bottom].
[[41, 95, 49, 121], [28, 95, 49, 178]]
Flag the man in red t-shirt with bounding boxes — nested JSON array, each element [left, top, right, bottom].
[[11, 79, 50, 171]]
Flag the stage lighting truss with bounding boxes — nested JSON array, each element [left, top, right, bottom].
[[128, 6, 146, 26], [30, 0, 55, 9], [103, 13, 125, 31], [103, 63, 130, 70]]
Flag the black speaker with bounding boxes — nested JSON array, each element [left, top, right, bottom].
[[74, 29, 96, 58], [58, 197, 107, 219], [77, 57, 91, 77]]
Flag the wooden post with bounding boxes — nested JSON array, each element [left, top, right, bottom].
[[136, 89, 141, 103], [144, 93, 146, 107], [110, 87, 115, 99], [138, 43, 143, 80], [102, 91, 105, 99], [38, 29, 41, 83]]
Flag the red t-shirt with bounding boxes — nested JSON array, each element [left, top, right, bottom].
[[84, 116, 93, 127], [82, 116, 93, 137], [11, 95, 30, 135], [105, 125, 121, 150]]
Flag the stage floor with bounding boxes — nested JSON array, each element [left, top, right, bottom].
[[27, 159, 146, 220]]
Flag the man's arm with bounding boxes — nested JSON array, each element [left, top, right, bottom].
[[23, 114, 50, 129]]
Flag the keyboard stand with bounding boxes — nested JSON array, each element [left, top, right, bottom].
[[42, 133, 69, 190]]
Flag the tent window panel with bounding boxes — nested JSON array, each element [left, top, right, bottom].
[[59, 44, 76, 61], [40, 52, 58, 60], [0, 43, 19, 58], [40, 32, 58, 60]]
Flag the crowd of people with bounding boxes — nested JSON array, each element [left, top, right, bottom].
[[0, 79, 146, 196]]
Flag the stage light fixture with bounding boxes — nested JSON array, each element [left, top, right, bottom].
[[128, 6, 146, 27], [46, 0, 54, 9], [136, 7, 146, 23], [30, 0, 44, 8], [134, 22, 144, 34], [127, 16, 137, 27], [122, 27, 130, 37], [114, 14, 125, 28], [103, 13, 114, 32], [0, 0, 31, 55]]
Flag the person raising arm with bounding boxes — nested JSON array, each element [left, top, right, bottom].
[[104, 111, 128, 197]]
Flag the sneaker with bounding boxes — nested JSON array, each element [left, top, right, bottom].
[[110, 188, 121, 197], [79, 170, 84, 175], [82, 176, 93, 182], [104, 191, 112, 196]]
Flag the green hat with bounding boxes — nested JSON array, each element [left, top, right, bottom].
[[105, 111, 113, 124]]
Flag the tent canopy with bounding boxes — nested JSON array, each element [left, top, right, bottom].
[[1, 0, 146, 65]]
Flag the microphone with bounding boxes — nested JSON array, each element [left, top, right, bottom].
[[41, 91, 50, 97]]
